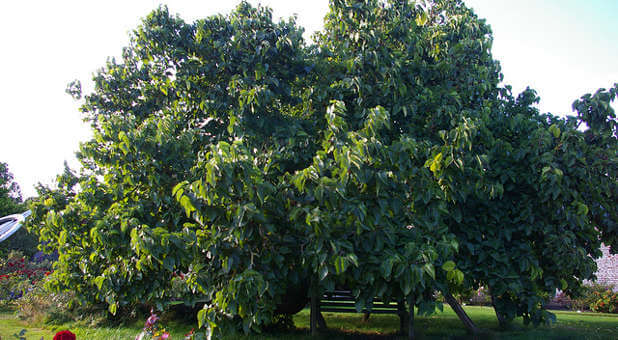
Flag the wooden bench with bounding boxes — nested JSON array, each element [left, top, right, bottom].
[[310, 290, 416, 339]]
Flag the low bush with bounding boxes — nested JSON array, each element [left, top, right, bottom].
[[589, 288, 618, 313], [557, 283, 618, 313]]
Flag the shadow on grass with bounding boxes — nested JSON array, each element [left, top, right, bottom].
[[2, 304, 617, 340], [287, 306, 618, 340]]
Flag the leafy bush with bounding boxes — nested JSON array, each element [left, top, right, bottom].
[[559, 283, 617, 313], [589, 287, 618, 313], [15, 279, 76, 324]]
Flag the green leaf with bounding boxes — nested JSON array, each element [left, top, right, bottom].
[[549, 124, 561, 138], [319, 265, 328, 281], [401, 273, 412, 295], [429, 153, 443, 173], [442, 261, 456, 272], [423, 263, 435, 280], [346, 253, 359, 267], [415, 11, 428, 26], [334, 256, 347, 274], [455, 269, 464, 284], [172, 181, 186, 199], [180, 196, 196, 217], [94, 276, 105, 290], [197, 309, 207, 329], [381, 258, 393, 278]]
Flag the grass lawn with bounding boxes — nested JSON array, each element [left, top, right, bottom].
[[1, 305, 617, 339]]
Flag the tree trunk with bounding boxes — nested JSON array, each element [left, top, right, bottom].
[[398, 300, 408, 335], [491, 293, 508, 329], [408, 295, 415, 340], [310, 292, 318, 336], [317, 310, 327, 330], [444, 292, 480, 334]]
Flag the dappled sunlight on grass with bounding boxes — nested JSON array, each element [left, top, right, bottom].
[[293, 306, 618, 340], [1, 305, 617, 339]]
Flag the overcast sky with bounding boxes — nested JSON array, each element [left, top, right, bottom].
[[1, 0, 616, 199]]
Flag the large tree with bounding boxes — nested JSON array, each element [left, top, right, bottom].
[[0, 162, 22, 217], [28, 0, 617, 336]]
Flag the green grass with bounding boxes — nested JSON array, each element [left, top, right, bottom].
[[0, 307, 193, 340], [288, 306, 618, 340], [1, 306, 617, 339], [0, 309, 52, 339]]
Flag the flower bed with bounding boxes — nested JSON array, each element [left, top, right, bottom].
[[0, 250, 54, 304]]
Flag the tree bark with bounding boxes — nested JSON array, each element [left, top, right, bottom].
[[491, 293, 508, 329], [398, 300, 408, 335], [444, 292, 480, 334], [408, 295, 415, 340], [317, 310, 327, 330], [310, 292, 318, 336]]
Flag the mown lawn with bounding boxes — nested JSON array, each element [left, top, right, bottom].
[[1, 305, 617, 339]]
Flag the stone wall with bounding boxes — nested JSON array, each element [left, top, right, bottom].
[[595, 244, 618, 289]]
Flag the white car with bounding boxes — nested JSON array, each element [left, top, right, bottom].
[[0, 210, 31, 243]]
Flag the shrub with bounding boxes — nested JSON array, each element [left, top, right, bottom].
[[566, 283, 617, 312], [15, 278, 73, 323], [589, 288, 618, 313]]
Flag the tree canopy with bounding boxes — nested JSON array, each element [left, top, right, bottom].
[[28, 0, 617, 335], [0, 162, 23, 217]]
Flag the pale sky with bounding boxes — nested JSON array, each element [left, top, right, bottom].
[[1, 0, 616, 198]]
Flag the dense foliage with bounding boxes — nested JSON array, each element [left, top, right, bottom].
[[0, 162, 22, 217], [27, 0, 617, 335]]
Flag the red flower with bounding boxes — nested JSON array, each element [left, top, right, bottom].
[[53, 330, 76, 340]]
